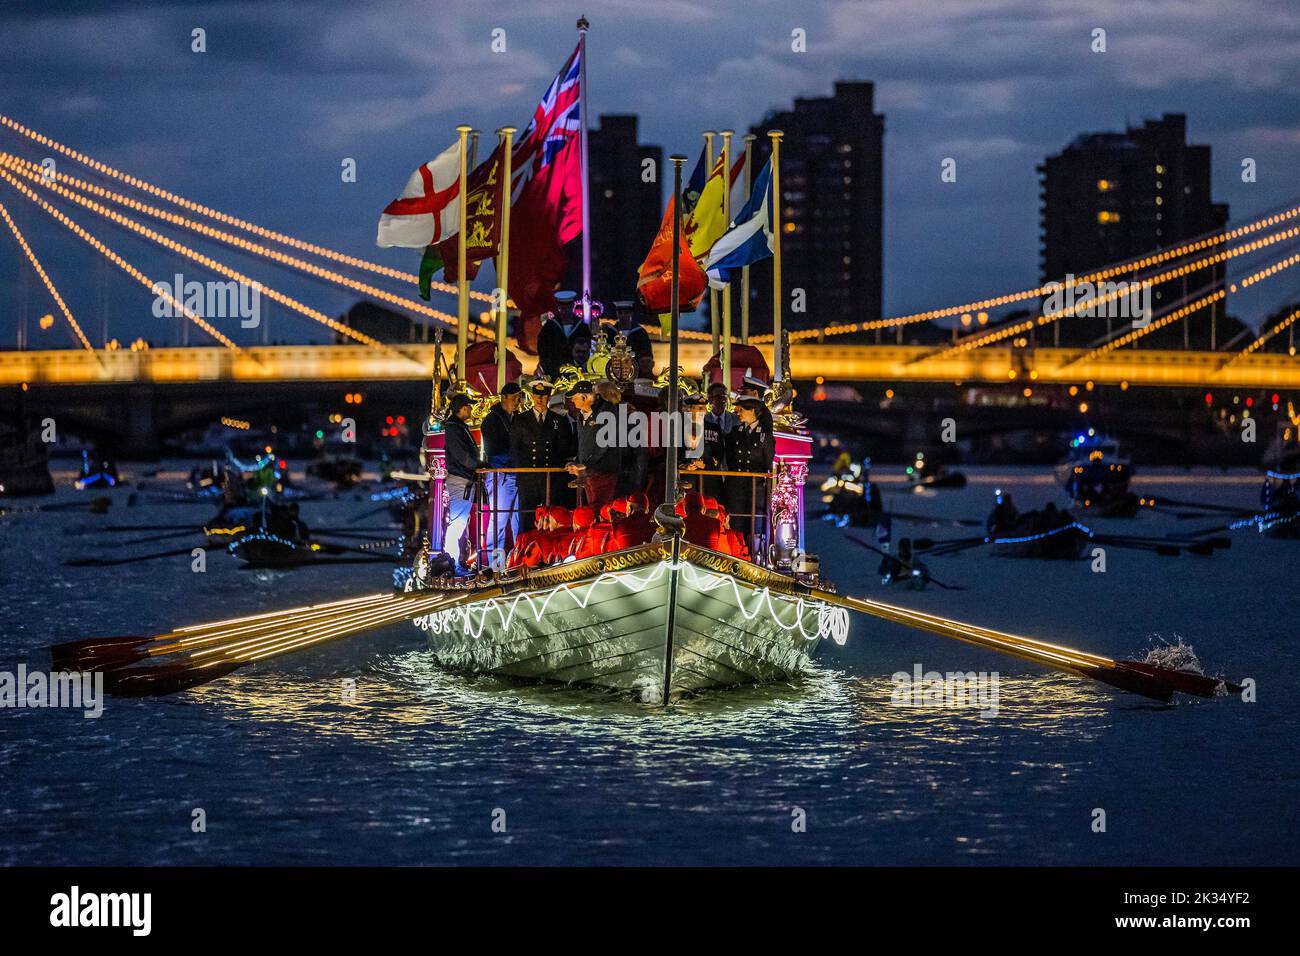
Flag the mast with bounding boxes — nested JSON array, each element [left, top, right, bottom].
[[664, 155, 686, 502], [454, 123, 472, 385], [769, 129, 783, 381], [577, 16, 592, 329], [662, 152, 688, 707], [703, 130, 718, 355], [720, 129, 733, 388], [741, 133, 754, 344], [496, 125, 516, 391]]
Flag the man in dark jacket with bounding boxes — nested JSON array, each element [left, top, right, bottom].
[[536, 291, 587, 380], [443, 393, 484, 572], [510, 379, 574, 532], [480, 382, 521, 562], [565, 380, 620, 510]]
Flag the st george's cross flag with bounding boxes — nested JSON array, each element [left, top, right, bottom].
[[507, 42, 585, 317], [376, 140, 462, 249]]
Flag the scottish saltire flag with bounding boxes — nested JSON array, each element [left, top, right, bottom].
[[703, 159, 773, 289], [508, 42, 584, 316]]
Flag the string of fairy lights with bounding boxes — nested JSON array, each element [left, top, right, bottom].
[[0, 153, 468, 337], [0, 167, 240, 350], [85, 556, 1124, 691], [753, 201, 1300, 345], [1, 109, 1297, 363], [0, 195, 93, 350], [0, 162, 402, 355], [1219, 304, 1300, 370], [929, 224, 1300, 360], [0, 110, 497, 305]]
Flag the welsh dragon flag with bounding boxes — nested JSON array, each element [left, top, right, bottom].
[[376, 140, 461, 249]]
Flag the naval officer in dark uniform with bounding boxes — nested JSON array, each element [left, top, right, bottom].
[[724, 396, 776, 548], [509, 378, 574, 532]]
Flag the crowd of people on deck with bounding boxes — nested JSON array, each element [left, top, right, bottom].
[[433, 299, 779, 575]]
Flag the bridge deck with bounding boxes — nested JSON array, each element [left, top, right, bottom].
[[1, 344, 1297, 389]]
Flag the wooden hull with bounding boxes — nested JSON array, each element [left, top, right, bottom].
[[412, 543, 840, 702]]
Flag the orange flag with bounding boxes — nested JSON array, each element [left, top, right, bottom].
[[636, 196, 707, 329]]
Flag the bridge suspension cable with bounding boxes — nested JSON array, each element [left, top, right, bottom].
[[0, 168, 240, 350], [0, 196, 93, 351], [1218, 305, 1300, 372], [0, 153, 482, 341], [0, 111, 497, 306], [1064, 242, 1300, 366], [0, 164, 406, 357], [923, 224, 1300, 361], [749, 199, 1300, 346]]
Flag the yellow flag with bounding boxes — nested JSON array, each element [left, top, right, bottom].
[[686, 156, 729, 259]]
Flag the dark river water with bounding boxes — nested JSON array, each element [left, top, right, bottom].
[[1, 463, 1294, 865]]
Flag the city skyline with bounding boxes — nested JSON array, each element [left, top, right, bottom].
[[1, 0, 1298, 346]]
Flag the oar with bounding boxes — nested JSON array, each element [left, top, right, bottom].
[[52, 586, 494, 696], [2, 495, 111, 517], [65, 546, 198, 567], [346, 503, 396, 524], [111, 529, 204, 546], [312, 526, 401, 537], [1148, 495, 1260, 515], [97, 523, 206, 532], [844, 534, 966, 590], [916, 534, 990, 556], [889, 510, 984, 528], [1091, 534, 1182, 557], [313, 537, 403, 560], [812, 587, 1240, 703]]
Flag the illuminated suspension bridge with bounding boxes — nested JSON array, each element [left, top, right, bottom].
[[1, 111, 1299, 392]]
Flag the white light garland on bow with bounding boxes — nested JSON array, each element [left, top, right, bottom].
[[415, 560, 849, 643]]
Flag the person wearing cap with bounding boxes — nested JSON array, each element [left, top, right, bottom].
[[509, 378, 575, 532], [724, 396, 776, 550], [443, 394, 485, 573], [565, 379, 620, 510], [537, 291, 589, 381], [480, 382, 522, 561], [680, 393, 711, 480], [738, 374, 768, 400], [695, 387, 730, 500]]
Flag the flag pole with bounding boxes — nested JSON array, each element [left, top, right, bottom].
[[720, 129, 733, 389], [741, 133, 754, 344], [665, 155, 687, 507], [577, 16, 592, 329], [496, 126, 516, 392], [769, 129, 783, 382], [455, 124, 472, 386], [703, 130, 718, 355]]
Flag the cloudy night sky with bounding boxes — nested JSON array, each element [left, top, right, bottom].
[[1, 0, 1298, 346]]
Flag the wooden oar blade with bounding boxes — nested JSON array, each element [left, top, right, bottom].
[[51, 587, 490, 697], [51, 635, 152, 672]]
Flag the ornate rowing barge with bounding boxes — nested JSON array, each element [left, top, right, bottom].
[[410, 541, 841, 702]]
